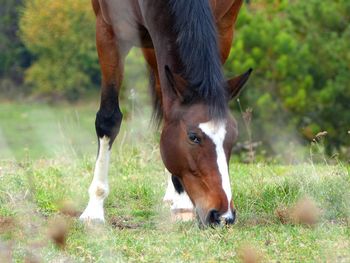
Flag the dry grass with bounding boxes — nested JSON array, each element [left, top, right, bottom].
[[275, 196, 320, 226], [238, 244, 264, 263]]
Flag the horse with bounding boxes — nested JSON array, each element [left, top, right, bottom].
[[80, 0, 252, 226]]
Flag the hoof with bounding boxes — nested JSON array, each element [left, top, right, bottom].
[[79, 215, 105, 224], [79, 213, 105, 224], [79, 205, 105, 224], [171, 209, 195, 222], [163, 197, 173, 205]]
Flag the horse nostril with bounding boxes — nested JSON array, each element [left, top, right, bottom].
[[207, 209, 221, 226], [225, 209, 236, 225]]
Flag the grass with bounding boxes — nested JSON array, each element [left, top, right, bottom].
[[0, 101, 97, 160], [0, 102, 350, 262]]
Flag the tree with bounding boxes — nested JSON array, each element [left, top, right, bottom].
[[0, 0, 31, 90], [19, 0, 99, 100], [226, 0, 350, 160]]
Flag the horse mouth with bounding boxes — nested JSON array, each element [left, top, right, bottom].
[[196, 208, 236, 227]]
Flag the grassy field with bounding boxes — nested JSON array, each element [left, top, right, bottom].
[[0, 102, 350, 262]]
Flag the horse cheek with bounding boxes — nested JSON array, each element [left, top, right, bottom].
[[160, 130, 182, 175]]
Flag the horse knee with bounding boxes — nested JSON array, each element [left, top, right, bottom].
[[88, 182, 109, 200], [95, 106, 123, 142]]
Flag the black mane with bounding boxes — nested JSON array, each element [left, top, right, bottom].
[[168, 0, 228, 119]]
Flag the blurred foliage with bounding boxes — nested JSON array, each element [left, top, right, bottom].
[[0, 0, 31, 95], [226, 0, 350, 160], [19, 0, 99, 100]]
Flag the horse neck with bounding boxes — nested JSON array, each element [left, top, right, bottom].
[[141, 0, 227, 119]]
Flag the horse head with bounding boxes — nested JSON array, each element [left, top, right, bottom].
[[160, 66, 252, 226]]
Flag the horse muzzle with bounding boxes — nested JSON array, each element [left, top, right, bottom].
[[198, 208, 236, 227]]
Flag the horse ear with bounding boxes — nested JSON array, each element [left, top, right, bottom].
[[227, 68, 253, 100], [164, 65, 186, 101]]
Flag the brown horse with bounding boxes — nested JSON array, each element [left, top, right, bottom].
[[80, 0, 252, 226]]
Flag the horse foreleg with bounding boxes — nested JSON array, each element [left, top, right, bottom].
[[80, 12, 129, 223], [163, 171, 195, 222], [80, 136, 112, 223]]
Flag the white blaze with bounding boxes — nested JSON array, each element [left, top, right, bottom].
[[199, 121, 233, 218], [80, 136, 111, 222]]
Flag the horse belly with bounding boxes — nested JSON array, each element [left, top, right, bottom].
[[99, 0, 152, 47]]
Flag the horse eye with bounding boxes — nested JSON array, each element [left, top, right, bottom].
[[188, 132, 201, 144]]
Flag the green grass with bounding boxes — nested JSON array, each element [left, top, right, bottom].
[[0, 101, 152, 160], [0, 102, 350, 262], [0, 101, 97, 160]]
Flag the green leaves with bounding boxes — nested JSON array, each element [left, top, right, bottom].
[[0, 0, 29, 86], [226, 0, 350, 159], [19, 0, 99, 100]]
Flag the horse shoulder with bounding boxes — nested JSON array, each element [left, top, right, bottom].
[[96, 0, 112, 25], [214, 0, 243, 30]]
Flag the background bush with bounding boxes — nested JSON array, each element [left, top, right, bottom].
[[226, 0, 350, 160], [19, 0, 99, 100], [0, 0, 31, 96]]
